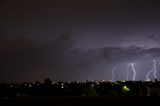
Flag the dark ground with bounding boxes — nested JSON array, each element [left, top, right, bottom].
[[1, 96, 160, 106]]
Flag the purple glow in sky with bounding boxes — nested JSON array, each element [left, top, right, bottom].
[[1, 0, 160, 82]]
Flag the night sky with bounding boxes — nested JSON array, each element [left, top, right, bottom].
[[1, 0, 160, 83]]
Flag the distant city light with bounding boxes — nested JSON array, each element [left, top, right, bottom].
[[10, 84, 13, 87], [29, 84, 32, 88], [123, 85, 130, 91], [91, 84, 94, 87]]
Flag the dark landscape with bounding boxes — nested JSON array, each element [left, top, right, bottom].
[[1, 96, 160, 106], [1, 0, 160, 105]]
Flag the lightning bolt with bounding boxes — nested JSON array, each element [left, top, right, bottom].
[[131, 63, 136, 81], [157, 59, 160, 79], [126, 63, 136, 81], [146, 59, 157, 81], [157, 59, 160, 78], [154, 60, 157, 79], [111, 65, 117, 81]]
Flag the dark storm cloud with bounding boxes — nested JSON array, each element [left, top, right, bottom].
[[0, 34, 76, 82], [1, 0, 160, 82], [0, 34, 107, 82], [148, 35, 156, 39], [99, 46, 160, 63], [99, 46, 143, 63], [1, 34, 160, 82]]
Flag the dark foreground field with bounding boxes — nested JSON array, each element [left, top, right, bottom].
[[1, 96, 160, 106]]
